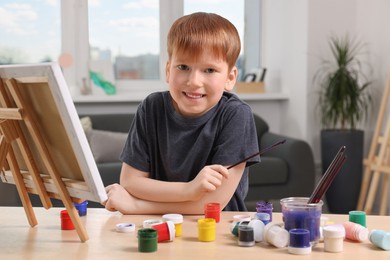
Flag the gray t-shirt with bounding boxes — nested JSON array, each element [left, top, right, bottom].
[[120, 91, 259, 211]]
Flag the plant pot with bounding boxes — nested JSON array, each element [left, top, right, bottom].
[[320, 129, 364, 214]]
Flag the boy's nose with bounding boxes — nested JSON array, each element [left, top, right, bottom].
[[187, 70, 203, 87]]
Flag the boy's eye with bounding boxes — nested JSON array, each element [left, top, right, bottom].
[[177, 64, 189, 70], [205, 68, 216, 73]]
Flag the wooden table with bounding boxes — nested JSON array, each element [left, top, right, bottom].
[[1, 207, 390, 259]]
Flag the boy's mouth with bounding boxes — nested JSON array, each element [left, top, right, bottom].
[[184, 92, 206, 99]]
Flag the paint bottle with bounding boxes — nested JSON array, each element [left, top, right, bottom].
[[231, 220, 249, 237], [238, 225, 255, 247], [323, 224, 346, 252], [151, 221, 175, 242], [198, 218, 216, 242], [138, 228, 158, 253], [204, 203, 221, 223], [162, 214, 183, 237], [288, 229, 312, 255], [369, 230, 390, 250], [254, 212, 271, 225], [233, 214, 251, 224], [60, 210, 75, 230], [343, 221, 368, 242], [256, 201, 273, 221], [349, 210, 367, 227], [247, 219, 265, 242], [263, 222, 289, 248], [74, 201, 88, 216]]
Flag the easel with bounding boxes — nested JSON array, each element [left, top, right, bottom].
[[0, 77, 89, 242], [357, 72, 390, 215]]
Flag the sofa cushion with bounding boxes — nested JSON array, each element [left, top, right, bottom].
[[81, 114, 133, 133], [248, 157, 288, 185], [88, 129, 127, 163]]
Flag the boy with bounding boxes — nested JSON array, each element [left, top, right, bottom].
[[104, 12, 259, 214]]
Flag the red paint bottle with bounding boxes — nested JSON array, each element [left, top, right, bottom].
[[151, 221, 175, 242], [60, 210, 75, 230], [204, 203, 221, 223]]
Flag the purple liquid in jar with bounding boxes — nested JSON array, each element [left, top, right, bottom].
[[281, 197, 323, 244]]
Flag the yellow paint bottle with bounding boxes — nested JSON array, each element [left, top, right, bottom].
[[198, 218, 216, 242]]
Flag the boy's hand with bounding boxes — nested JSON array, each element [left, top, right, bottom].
[[103, 183, 138, 214], [187, 165, 229, 201]]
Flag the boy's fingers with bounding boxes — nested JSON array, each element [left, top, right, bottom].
[[210, 165, 229, 179]]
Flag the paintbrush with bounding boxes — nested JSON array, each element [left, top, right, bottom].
[[227, 139, 286, 169], [308, 145, 347, 204]]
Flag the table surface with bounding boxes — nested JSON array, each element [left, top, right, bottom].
[[1, 207, 390, 259]]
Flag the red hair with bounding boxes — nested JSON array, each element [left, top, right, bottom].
[[167, 12, 241, 69]]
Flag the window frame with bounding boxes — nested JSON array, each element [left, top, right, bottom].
[[62, 0, 262, 99]]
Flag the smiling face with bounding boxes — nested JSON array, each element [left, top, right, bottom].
[[166, 49, 237, 118]]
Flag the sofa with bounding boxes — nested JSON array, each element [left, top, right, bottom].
[[0, 113, 316, 210], [245, 114, 316, 211]]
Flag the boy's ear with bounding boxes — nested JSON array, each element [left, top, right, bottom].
[[225, 66, 238, 91], [165, 61, 171, 83]]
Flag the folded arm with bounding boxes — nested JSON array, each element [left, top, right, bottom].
[[104, 162, 245, 214]]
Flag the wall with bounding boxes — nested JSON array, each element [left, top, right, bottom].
[[263, 0, 390, 163], [262, 0, 390, 213]]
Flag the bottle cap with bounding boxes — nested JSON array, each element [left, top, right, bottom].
[[233, 214, 251, 223], [263, 222, 289, 248], [323, 224, 346, 238], [162, 214, 183, 224], [143, 219, 163, 228], [254, 212, 271, 225], [355, 225, 369, 241], [116, 223, 136, 233], [247, 219, 265, 242]]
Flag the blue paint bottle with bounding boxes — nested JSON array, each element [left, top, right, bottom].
[[369, 230, 390, 250]]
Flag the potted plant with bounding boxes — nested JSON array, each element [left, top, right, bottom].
[[315, 34, 372, 213]]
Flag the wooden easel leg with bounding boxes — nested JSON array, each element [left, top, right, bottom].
[[358, 73, 390, 212], [7, 149, 37, 227], [62, 198, 89, 242], [0, 135, 10, 168], [364, 171, 381, 214], [379, 174, 389, 215], [357, 166, 373, 210]]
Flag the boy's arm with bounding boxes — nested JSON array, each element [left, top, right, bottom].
[[104, 162, 246, 214], [119, 163, 232, 203]]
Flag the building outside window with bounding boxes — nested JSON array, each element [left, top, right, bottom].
[[0, 0, 61, 64]]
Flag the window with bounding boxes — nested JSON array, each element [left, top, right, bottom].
[[1, 0, 263, 98], [88, 0, 160, 81], [0, 0, 61, 64]]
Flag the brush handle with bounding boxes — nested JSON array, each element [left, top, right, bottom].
[[227, 139, 286, 170], [308, 146, 347, 204]]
